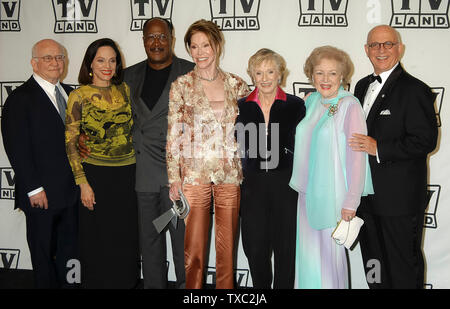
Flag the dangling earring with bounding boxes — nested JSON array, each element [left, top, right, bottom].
[[89, 72, 93, 77]]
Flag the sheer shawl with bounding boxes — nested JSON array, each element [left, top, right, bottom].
[[289, 88, 373, 230]]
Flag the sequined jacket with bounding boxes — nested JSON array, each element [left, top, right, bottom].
[[166, 68, 250, 185]]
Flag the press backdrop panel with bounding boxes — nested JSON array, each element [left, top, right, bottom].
[[0, 0, 448, 289]]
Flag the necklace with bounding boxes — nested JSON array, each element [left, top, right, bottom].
[[327, 104, 339, 117], [198, 70, 219, 82], [321, 97, 339, 117]]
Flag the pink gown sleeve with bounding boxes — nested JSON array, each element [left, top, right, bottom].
[[342, 101, 369, 211]]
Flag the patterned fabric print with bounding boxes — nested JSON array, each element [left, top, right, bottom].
[[167, 68, 250, 186], [65, 83, 135, 185]]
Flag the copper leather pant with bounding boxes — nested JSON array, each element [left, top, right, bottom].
[[182, 183, 240, 289]]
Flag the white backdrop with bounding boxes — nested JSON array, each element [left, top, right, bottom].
[[0, 0, 448, 289]]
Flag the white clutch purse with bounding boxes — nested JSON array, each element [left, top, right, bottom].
[[331, 216, 364, 249]]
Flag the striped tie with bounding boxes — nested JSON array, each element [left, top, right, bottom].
[[55, 86, 66, 123]]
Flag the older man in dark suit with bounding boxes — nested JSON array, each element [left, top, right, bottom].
[[1, 39, 78, 288], [350, 25, 438, 289]]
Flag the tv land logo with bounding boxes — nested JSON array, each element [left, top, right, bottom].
[[210, 0, 260, 31], [298, 0, 348, 27], [1, 81, 23, 118], [52, 0, 98, 33], [67, 83, 80, 90], [432, 87, 444, 127], [424, 185, 440, 229], [293, 82, 316, 99], [0, 0, 20, 31], [206, 267, 250, 287], [293, 80, 352, 99], [0, 168, 15, 200], [390, 0, 449, 28], [0, 249, 20, 269], [130, 0, 173, 31]]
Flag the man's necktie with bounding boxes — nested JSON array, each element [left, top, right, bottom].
[[55, 86, 66, 123], [368, 74, 382, 84]]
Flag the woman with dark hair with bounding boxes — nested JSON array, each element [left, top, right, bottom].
[[65, 38, 139, 288]]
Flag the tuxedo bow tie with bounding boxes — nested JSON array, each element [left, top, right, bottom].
[[368, 74, 382, 84]]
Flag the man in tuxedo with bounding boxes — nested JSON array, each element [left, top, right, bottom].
[[79, 18, 194, 288], [350, 25, 438, 289], [1, 39, 78, 288]]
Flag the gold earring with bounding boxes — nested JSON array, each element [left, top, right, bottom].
[[89, 72, 93, 77]]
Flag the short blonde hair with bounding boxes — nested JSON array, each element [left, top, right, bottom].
[[303, 45, 354, 87], [184, 19, 225, 65], [247, 48, 288, 87]]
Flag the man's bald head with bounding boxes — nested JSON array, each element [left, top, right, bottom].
[[31, 39, 66, 84]]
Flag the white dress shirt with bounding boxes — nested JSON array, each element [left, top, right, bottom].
[[32, 73, 68, 114], [362, 63, 398, 118], [362, 63, 399, 163], [28, 74, 68, 197]]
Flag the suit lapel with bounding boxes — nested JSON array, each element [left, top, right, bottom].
[[366, 64, 404, 130], [128, 61, 155, 122], [130, 58, 177, 118], [130, 61, 147, 110], [29, 77, 65, 126], [149, 57, 183, 117], [131, 57, 192, 122], [356, 75, 372, 106], [166, 57, 183, 85]]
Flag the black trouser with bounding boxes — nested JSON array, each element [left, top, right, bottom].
[[357, 206, 425, 289], [240, 170, 298, 289], [80, 163, 139, 289], [24, 204, 78, 289], [137, 187, 186, 289]]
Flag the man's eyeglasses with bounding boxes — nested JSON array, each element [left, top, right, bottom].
[[367, 41, 398, 50], [145, 33, 168, 43], [33, 55, 65, 62]]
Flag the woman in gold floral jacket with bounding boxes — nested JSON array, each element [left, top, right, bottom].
[[166, 19, 249, 289]]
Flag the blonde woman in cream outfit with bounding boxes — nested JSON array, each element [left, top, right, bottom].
[[166, 19, 249, 289]]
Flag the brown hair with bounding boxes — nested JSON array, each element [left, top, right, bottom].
[[78, 38, 124, 85], [184, 19, 225, 65]]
